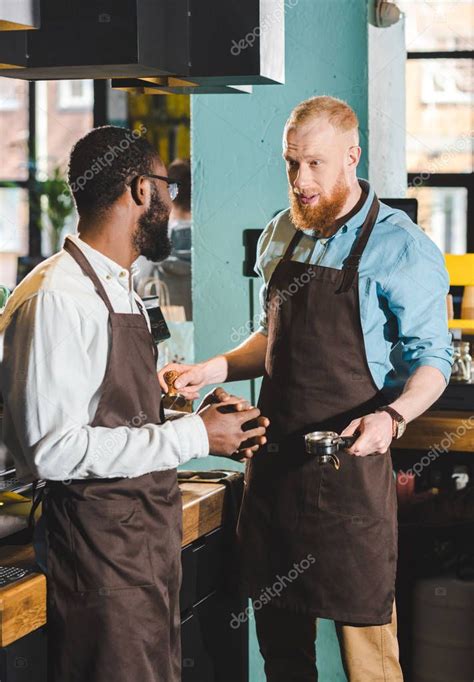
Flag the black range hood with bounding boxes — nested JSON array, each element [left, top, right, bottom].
[[0, 31, 27, 68], [0, 0, 39, 66], [0, 0, 284, 88], [112, 78, 253, 95], [0, 0, 174, 79], [0, 0, 40, 31]]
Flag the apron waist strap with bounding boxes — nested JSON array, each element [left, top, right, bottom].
[[27, 480, 46, 532]]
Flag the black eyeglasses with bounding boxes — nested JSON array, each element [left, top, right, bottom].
[[132, 174, 180, 200]]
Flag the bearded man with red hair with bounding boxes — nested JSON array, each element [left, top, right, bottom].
[[160, 96, 452, 681]]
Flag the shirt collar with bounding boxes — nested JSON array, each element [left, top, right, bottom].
[[343, 179, 374, 233], [64, 234, 131, 289], [300, 178, 374, 240]]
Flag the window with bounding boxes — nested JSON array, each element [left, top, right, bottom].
[[402, 0, 473, 52], [406, 59, 472, 173], [0, 187, 29, 252], [0, 79, 29, 284], [0, 187, 29, 288], [0, 78, 23, 111], [38, 81, 94, 176], [0, 79, 29, 181], [0, 79, 103, 271], [406, 185, 467, 253], [57, 80, 94, 110], [399, 0, 473, 252], [421, 59, 472, 104]]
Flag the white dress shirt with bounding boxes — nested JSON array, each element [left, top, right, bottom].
[[0, 234, 209, 483]]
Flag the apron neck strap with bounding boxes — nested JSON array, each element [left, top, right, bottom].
[[338, 194, 380, 293], [63, 238, 115, 314], [282, 229, 304, 261], [282, 193, 380, 267]]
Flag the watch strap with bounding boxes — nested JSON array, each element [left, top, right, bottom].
[[376, 405, 406, 438]]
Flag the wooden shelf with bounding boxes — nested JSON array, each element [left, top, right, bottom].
[[448, 319, 474, 330], [394, 410, 474, 453]]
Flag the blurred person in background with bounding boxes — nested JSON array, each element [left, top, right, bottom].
[[168, 158, 191, 258], [134, 157, 192, 319]]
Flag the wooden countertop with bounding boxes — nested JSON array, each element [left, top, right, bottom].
[[394, 410, 474, 453], [0, 480, 228, 647], [180, 480, 226, 546]]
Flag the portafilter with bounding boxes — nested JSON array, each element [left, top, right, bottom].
[[304, 431, 359, 470]]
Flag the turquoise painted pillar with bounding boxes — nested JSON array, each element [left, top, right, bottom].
[[191, 0, 369, 678]]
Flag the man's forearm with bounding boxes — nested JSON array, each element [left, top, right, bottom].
[[201, 331, 268, 385], [389, 365, 447, 423]]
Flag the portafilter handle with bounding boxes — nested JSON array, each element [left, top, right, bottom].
[[336, 434, 358, 449]]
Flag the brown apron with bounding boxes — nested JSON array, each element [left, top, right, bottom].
[[238, 196, 397, 626], [43, 238, 182, 682]]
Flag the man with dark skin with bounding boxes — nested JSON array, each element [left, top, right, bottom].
[[0, 126, 267, 682]]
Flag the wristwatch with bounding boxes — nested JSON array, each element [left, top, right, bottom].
[[375, 405, 406, 439]]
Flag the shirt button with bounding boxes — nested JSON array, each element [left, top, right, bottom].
[[105, 274, 112, 280], [119, 271, 127, 278]]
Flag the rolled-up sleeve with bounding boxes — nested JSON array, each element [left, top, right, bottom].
[[256, 281, 269, 336], [382, 234, 453, 384], [255, 219, 278, 336]]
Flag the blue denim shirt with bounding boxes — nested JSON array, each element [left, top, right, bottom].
[[256, 180, 453, 396]]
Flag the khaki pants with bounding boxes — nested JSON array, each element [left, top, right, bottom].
[[254, 602, 403, 681], [335, 604, 403, 682]]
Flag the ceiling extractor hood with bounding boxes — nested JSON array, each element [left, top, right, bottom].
[[0, 31, 27, 68], [111, 78, 253, 96], [0, 0, 39, 67], [0, 0, 40, 31], [0, 0, 284, 91], [0, 0, 174, 79]]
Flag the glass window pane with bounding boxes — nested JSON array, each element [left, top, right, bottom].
[[0, 187, 29, 288], [57, 80, 94, 111], [407, 186, 467, 253], [35, 80, 94, 177], [399, 0, 474, 52], [406, 59, 473, 173], [0, 79, 29, 181]]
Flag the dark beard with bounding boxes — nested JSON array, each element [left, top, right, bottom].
[[132, 184, 171, 261], [289, 173, 350, 235]]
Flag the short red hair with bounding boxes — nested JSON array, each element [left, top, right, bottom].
[[285, 96, 359, 134]]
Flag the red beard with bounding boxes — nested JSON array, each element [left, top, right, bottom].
[[289, 175, 350, 235]]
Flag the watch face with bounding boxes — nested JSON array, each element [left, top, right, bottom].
[[377, 406, 406, 439], [396, 420, 406, 439]]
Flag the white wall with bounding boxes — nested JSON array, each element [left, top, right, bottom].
[[368, 15, 407, 197]]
